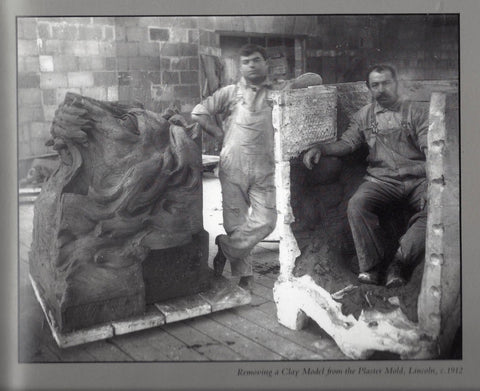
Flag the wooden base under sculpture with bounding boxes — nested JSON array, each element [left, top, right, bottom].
[[30, 270, 251, 348]]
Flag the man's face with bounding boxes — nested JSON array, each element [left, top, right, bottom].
[[368, 70, 399, 107], [240, 52, 268, 83]]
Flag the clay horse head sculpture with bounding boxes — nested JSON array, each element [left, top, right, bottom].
[[29, 92, 206, 332]]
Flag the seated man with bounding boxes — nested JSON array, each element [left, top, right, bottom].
[[303, 64, 429, 288]]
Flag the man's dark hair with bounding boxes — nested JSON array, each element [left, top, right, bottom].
[[365, 64, 397, 87], [238, 43, 268, 61]]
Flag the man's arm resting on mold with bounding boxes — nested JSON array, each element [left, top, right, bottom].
[[303, 140, 353, 170]]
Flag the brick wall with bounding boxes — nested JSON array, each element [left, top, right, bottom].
[[18, 15, 458, 163], [18, 16, 209, 162], [115, 17, 203, 116], [306, 14, 458, 84], [18, 17, 117, 158]]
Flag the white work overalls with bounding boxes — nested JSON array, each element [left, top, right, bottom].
[[217, 83, 277, 276]]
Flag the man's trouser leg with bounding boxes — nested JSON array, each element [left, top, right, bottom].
[[347, 180, 402, 272], [218, 171, 277, 277], [396, 178, 427, 266]]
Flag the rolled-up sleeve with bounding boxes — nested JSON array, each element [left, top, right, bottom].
[[411, 102, 429, 153], [340, 113, 364, 152], [191, 85, 236, 117]]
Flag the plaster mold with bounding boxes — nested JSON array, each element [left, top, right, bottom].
[[271, 84, 460, 359]]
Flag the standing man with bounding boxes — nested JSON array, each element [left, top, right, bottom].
[[303, 64, 429, 288], [191, 44, 279, 290]]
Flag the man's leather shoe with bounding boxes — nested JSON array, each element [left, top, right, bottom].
[[213, 235, 227, 277], [385, 261, 406, 288], [357, 271, 381, 285]]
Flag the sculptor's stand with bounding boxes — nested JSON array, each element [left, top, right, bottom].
[[30, 273, 251, 348]]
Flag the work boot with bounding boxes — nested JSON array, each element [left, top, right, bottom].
[[213, 235, 227, 277], [238, 275, 254, 291], [385, 260, 406, 288], [357, 264, 381, 285]]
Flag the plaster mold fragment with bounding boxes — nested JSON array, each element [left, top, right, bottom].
[[272, 84, 460, 359]]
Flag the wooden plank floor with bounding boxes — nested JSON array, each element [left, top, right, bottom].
[[18, 174, 347, 362]]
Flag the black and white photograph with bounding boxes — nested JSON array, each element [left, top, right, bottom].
[[3, 1, 479, 390]]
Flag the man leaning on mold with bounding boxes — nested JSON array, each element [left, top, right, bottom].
[[303, 64, 429, 288], [190, 44, 280, 291]]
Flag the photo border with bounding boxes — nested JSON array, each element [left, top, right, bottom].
[[2, 1, 478, 390]]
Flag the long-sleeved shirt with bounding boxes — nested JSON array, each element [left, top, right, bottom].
[[340, 98, 429, 182], [191, 77, 284, 125]]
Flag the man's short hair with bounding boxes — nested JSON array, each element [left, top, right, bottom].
[[238, 44, 267, 61], [365, 64, 397, 87]]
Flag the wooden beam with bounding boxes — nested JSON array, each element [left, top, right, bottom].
[[31, 273, 251, 348]]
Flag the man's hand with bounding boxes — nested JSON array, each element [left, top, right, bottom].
[[191, 113, 224, 140], [303, 145, 322, 170]]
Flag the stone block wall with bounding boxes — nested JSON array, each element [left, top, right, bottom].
[[18, 16, 219, 165], [308, 15, 458, 84], [198, 28, 221, 57], [114, 17, 205, 116], [17, 16, 458, 165], [18, 17, 117, 158]]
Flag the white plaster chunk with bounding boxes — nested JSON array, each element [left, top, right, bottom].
[[274, 276, 434, 359], [274, 158, 300, 278], [432, 224, 444, 236], [277, 224, 300, 278], [429, 286, 441, 298], [430, 254, 445, 266]]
